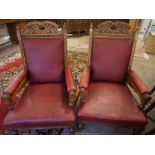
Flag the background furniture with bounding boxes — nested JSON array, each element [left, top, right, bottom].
[[77, 21, 151, 134], [1, 21, 76, 134], [0, 20, 24, 43]]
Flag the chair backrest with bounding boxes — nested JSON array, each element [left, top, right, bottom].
[[17, 21, 66, 83], [90, 21, 135, 83]]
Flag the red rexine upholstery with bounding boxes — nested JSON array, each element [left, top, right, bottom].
[[65, 66, 77, 92], [91, 38, 133, 82], [78, 82, 147, 126], [4, 83, 75, 128], [23, 38, 64, 83]]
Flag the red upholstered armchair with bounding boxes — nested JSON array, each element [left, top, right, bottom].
[[77, 21, 151, 134], [1, 21, 76, 134]]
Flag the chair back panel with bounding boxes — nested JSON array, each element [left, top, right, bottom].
[[91, 38, 133, 82], [23, 38, 64, 83], [17, 21, 66, 83], [91, 21, 135, 83]]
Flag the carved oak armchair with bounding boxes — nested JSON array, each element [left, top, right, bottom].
[[1, 21, 76, 134], [77, 21, 151, 134]]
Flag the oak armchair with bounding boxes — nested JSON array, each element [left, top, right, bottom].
[[77, 21, 151, 134], [1, 21, 76, 134]]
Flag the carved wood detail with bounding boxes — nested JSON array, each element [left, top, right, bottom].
[[93, 21, 135, 38], [1, 94, 14, 110], [95, 21, 131, 33], [20, 21, 63, 36], [1, 77, 28, 110]]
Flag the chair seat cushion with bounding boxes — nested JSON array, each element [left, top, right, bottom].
[[4, 83, 75, 128], [78, 82, 147, 126]]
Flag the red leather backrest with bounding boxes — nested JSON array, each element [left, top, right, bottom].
[[23, 38, 64, 83], [91, 38, 133, 82]]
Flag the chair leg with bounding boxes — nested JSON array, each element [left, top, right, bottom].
[[143, 128, 155, 135], [5, 128, 64, 135], [133, 126, 145, 135], [77, 122, 84, 131], [68, 127, 76, 135], [53, 128, 64, 135], [5, 128, 18, 135]]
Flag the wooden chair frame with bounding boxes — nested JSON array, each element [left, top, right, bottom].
[[1, 21, 76, 134], [80, 21, 151, 110], [77, 21, 151, 134]]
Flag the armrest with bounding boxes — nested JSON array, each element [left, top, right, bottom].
[[143, 86, 155, 113], [79, 65, 90, 89], [65, 66, 76, 92], [79, 65, 90, 104], [128, 70, 151, 95], [3, 70, 27, 95], [65, 66, 76, 107], [127, 70, 151, 109], [2, 70, 27, 110]]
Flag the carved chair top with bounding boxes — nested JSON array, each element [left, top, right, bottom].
[[19, 21, 64, 38], [93, 21, 135, 39]]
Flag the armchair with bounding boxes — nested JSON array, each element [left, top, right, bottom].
[[1, 21, 76, 134], [78, 21, 151, 134]]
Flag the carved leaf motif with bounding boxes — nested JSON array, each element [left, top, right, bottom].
[[21, 21, 62, 35], [94, 21, 133, 34]]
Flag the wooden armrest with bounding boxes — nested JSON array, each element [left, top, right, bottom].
[[127, 70, 151, 109], [79, 65, 90, 89], [143, 86, 155, 114], [128, 70, 151, 95], [1, 70, 28, 110], [3, 70, 27, 95], [65, 66, 76, 107], [68, 90, 76, 107], [65, 66, 76, 92], [79, 88, 87, 104], [151, 86, 155, 94], [78, 66, 90, 105]]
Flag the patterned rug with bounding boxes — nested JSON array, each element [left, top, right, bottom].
[[0, 50, 88, 135]]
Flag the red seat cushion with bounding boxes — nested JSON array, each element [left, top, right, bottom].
[[78, 82, 147, 126], [23, 38, 64, 83], [91, 38, 133, 82], [3, 83, 75, 128]]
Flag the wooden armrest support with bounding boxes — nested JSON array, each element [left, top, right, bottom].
[[128, 70, 151, 95], [80, 88, 87, 104], [127, 70, 151, 109], [1, 70, 28, 110], [78, 66, 90, 105], [79, 65, 90, 89], [68, 90, 76, 107], [143, 86, 155, 113], [1, 94, 14, 110], [151, 86, 155, 94]]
